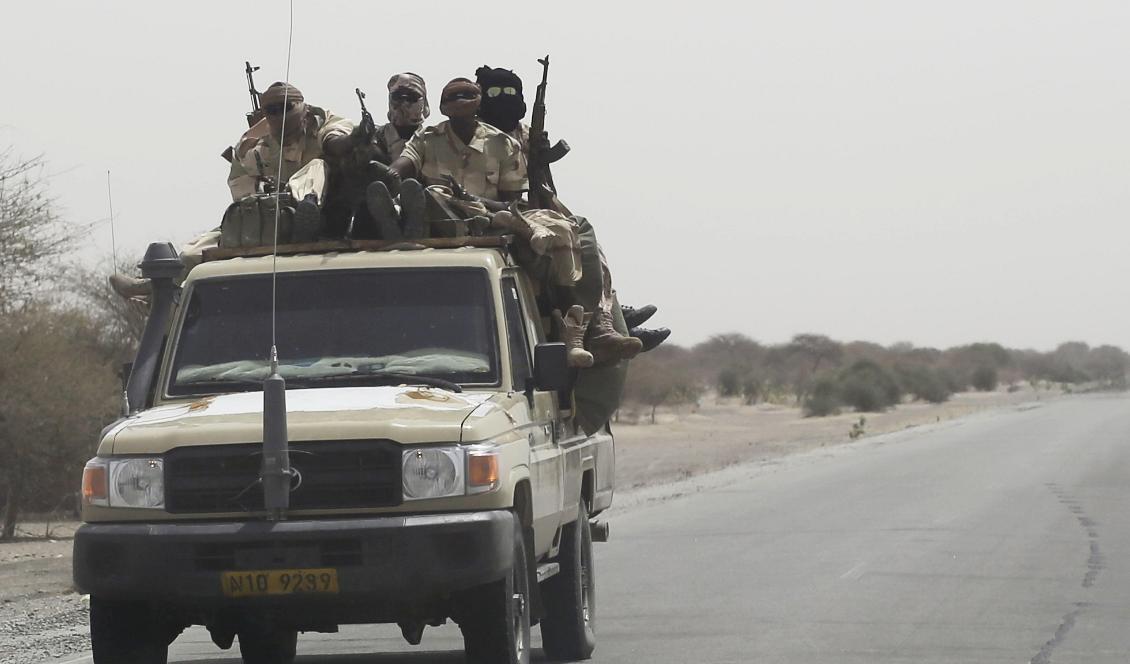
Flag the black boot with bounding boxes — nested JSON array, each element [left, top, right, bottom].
[[630, 326, 670, 353], [365, 181, 401, 240], [621, 304, 657, 329], [400, 178, 426, 239], [293, 193, 322, 242]]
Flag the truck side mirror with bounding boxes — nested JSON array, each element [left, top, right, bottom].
[[533, 343, 569, 392]]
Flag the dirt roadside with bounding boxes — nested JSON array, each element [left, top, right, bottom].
[[0, 386, 1059, 663]]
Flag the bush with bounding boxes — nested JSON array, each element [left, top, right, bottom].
[[803, 377, 841, 416], [717, 369, 742, 397], [971, 365, 998, 391], [838, 360, 901, 412], [896, 365, 953, 404]]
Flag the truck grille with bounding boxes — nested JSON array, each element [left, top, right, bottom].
[[164, 440, 402, 513]]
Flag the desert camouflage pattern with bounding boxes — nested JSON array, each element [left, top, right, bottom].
[[226, 106, 353, 201], [400, 120, 527, 200]]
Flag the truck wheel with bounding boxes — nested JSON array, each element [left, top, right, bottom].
[[89, 597, 170, 664], [237, 627, 298, 664], [460, 518, 531, 664], [540, 499, 597, 661]]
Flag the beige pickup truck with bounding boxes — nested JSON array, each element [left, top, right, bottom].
[[73, 238, 614, 664]]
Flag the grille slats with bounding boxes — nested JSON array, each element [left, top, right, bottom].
[[165, 440, 402, 513]]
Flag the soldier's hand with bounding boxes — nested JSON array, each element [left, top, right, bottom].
[[323, 132, 356, 157], [444, 175, 473, 201]]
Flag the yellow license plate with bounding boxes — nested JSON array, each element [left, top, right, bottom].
[[221, 568, 340, 598]]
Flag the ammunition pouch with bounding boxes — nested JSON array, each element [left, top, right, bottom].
[[219, 193, 314, 248]]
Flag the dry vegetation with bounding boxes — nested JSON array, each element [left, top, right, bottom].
[[621, 333, 1128, 423], [0, 150, 142, 540]]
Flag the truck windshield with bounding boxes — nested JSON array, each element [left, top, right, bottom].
[[167, 267, 498, 396]]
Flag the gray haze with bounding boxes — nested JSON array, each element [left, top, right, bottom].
[[2, 0, 1127, 350]]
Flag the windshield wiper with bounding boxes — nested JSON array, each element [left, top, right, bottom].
[[289, 369, 463, 393]]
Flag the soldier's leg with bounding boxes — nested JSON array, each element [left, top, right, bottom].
[[572, 217, 641, 364], [288, 158, 327, 237]]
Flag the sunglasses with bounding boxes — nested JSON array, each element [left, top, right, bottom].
[[444, 90, 479, 102], [391, 90, 423, 103], [485, 86, 518, 98], [263, 100, 299, 116]]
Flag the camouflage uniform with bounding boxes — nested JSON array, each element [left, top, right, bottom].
[[400, 119, 527, 198], [226, 105, 353, 202]]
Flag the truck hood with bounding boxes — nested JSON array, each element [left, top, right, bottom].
[[105, 386, 499, 454]]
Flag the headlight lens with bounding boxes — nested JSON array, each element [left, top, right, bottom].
[[108, 458, 165, 509], [402, 447, 464, 500]]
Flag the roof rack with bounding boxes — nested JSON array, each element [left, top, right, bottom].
[[203, 234, 513, 262]]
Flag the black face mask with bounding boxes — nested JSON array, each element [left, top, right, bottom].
[[479, 95, 525, 132], [475, 66, 526, 133]]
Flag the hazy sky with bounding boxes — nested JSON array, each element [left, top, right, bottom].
[[2, 1, 1127, 350]]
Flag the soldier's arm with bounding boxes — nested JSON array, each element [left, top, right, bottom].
[[317, 111, 357, 157], [227, 143, 258, 200]]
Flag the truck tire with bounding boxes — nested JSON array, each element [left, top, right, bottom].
[[237, 627, 298, 664], [459, 517, 531, 664], [540, 499, 596, 661], [89, 597, 170, 664]]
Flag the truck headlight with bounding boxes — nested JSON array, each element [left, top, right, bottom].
[[108, 458, 165, 509], [402, 447, 464, 500]]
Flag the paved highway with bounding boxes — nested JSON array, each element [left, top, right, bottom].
[[56, 394, 1130, 663]]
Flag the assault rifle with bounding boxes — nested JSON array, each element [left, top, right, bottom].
[[528, 55, 571, 209], [221, 61, 265, 163], [355, 88, 376, 144]]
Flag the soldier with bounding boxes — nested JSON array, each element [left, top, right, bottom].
[[375, 73, 429, 162], [475, 65, 671, 353], [110, 82, 357, 298], [227, 82, 357, 229]]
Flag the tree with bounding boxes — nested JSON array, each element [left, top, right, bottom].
[[0, 151, 76, 313], [0, 307, 118, 539]]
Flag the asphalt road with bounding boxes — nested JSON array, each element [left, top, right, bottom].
[[55, 394, 1130, 663]]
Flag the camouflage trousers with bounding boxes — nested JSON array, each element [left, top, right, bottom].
[[570, 217, 630, 435]]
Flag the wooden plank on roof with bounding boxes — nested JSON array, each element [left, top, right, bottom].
[[202, 235, 513, 262]]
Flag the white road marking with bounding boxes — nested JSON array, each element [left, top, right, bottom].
[[840, 562, 868, 580]]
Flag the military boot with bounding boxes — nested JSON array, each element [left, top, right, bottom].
[[589, 309, 643, 364], [630, 326, 671, 353], [365, 181, 401, 240], [293, 193, 322, 243], [621, 304, 657, 329], [489, 209, 534, 241], [109, 273, 151, 300], [399, 179, 427, 239], [557, 305, 594, 368]]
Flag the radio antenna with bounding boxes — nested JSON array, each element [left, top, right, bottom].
[[261, 0, 296, 522], [105, 170, 118, 270]]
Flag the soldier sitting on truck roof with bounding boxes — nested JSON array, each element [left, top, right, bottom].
[[227, 82, 358, 229], [474, 65, 671, 355], [108, 82, 359, 299]]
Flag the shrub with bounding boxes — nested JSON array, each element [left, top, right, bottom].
[[896, 365, 953, 404], [803, 377, 841, 416], [838, 360, 901, 412], [717, 369, 742, 397], [971, 365, 998, 391]]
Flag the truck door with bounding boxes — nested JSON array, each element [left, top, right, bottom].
[[501, 275, 563, 555]]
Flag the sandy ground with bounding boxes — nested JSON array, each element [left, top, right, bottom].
[[0, 386, 1060, 663]]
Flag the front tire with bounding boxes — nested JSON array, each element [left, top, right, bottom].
[[237, 627, 298, 664], [540, 499, 597, 661], [89, 597, 172, 664], [459, 516, 531, 664]]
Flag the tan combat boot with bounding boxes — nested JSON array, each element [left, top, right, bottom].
[[556, 305, 594, 368], [588, 308, 643, 364], [109, 273, 152, 300], [489, 209, 534, 241]]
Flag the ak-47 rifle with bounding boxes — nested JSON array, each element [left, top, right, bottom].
[[528, 55, 571, 209], [221, 61, 265, 163], [355, 88, 377, 144]]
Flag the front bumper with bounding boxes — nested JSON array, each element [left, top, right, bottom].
[[73, 511, 515, 609]]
